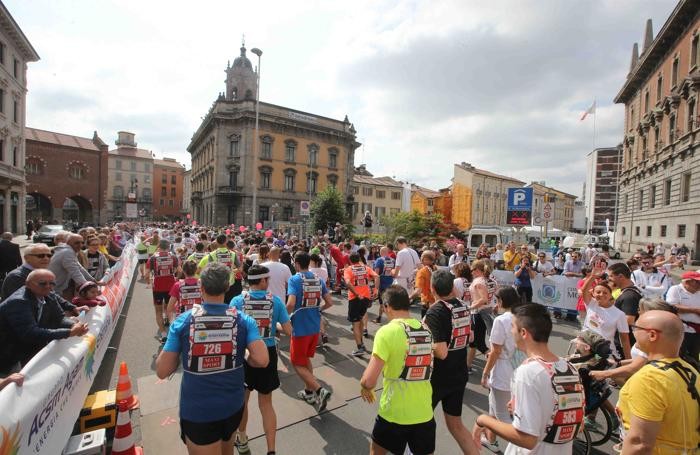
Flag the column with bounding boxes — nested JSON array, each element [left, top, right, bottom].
[[18, 186, 25, 236], [1, 188, 8, 233]]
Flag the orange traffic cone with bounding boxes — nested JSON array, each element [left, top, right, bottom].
[[111, 404, 143, 455], [116, 361, 139, 410]]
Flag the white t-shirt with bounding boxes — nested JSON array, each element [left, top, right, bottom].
[[631, 269, 669, 297], [666, 283, 700, 325], [395, 247, 419, 279], [489, 311, 516, 391], [452, 277, 471, 304], [505, 358, 576, 455], [533, 260, 553, 274], [309, 266, 329, 283], [583, 299, 629, 358], [260, 260, 292, 304], [630, 344, 648, 360]]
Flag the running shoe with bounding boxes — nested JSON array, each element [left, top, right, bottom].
[[363, 329, 369, 338], [372, 317, 381, 323], [480, 435, 500, 452], [316, 387, 332, 412], [235, 432, 251, 454], [297, 389, 316, 405], [583, 416, 601, 431], [351, 346, 367, 357], [159, 333, 168, 344], [321, 334, 329, 345]]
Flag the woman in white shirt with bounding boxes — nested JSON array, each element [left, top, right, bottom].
[[480, 287, 523, 452], [452, 262, 473, 304]]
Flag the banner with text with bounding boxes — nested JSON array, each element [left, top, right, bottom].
[[492, 270, 580, 313], [0, 242, 138, 454]]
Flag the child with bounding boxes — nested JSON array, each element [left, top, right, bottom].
[[72, 282, 107, 308]]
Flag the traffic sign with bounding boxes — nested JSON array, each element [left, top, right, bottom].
[[543, 202, 554, 222], [300, 200, 310, 216], [507, 188, 533, 225]]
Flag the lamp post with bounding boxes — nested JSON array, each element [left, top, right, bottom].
[[250, 47, 263, 228]]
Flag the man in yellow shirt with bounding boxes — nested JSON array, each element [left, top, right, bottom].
[[502, 243, 520, 271], [617, 310, 700, 454]]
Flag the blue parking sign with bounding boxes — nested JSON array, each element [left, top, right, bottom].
[[507, 188, 533, 211]]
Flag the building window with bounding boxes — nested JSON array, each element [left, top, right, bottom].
[[392, 191, 401, 200], [664, 178, 672, 205], [428, 199, 434, 208], [0, 42, 4, 64], [308, 144, 318, 166], [328, 148, 338, 169], [650, 184, 656, 208], [623, 194, 628, 212], [260, 166, 272, 190], [162, 174, 167, 184], [259, 205, 269, 222], [116, 172, 122, 181], [144, 175, 150, 184], [171, 175, 176, 185], [306, 172, 318, 194], [284, 173, 295, 192], [638, 189, 644, 210], [144, 162, 150, 173], [143, 188, 151, 200], [0, 89, 4, 114], [25, 158, 42, 175], [362, 187, 373, 196], [660, 225, 667, 237], [629, 107, 634, 131], [169, 199, 174, 207], [656, 74, 663, 102], [116, 160, 122, 170], [689, 99, 696, 131], [285, 140, 296, 162], [160, 199, 164, 207], [13, 58, 19, 79], [646, 226, 652, 237], [390, 208, 400, 215], [376, 190, 386, 199], [261, 135, 273, 159], [672, 57, 680, 87], [622, 227, 626, 236], [171, 188, 176, 197], [130, 161, 136, 171], [678, 224, 686, 237], [113, 186, 124, 199], [654, 126, 660, 150], [375, 206, 386, 219], [12, 147, 17, 167], [161, 187, 167, 197], [12, 100, 18, 123], [229, 137, 239, 157], [641, 136, 647, 158], [229, 170, 238, 188], [669, 114, 676, 143], [681, 172, 691, 202], [327, 174, 338, 188], [635, 226, 640, 237], [283, 206, 293, 221], [68, 165, 85, 180], [361, 202, 373, 214], [352, 186, 359, 195], [644, 90, 650, 112], [693, 33, 699, 68]]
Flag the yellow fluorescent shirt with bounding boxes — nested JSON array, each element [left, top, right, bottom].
[[617, 358, 700, 454]]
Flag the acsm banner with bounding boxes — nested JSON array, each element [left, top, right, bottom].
[[0, 242, 138, 455], [491, 270, 581, 314]]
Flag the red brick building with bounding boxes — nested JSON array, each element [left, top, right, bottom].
[[24, 127, 109, 225], [153, 158, 185, 221]]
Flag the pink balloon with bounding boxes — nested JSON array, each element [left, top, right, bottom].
[[264, 229, 273, 238], [255, 222, 263, 230], [239, 225, 246, 233], [225, 229, 231, 235]]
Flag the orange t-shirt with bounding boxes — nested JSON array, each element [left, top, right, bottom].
[[415, 266, 436, 305], [344, 264, 377, 300]]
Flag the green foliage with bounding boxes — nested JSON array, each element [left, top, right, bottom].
[[382, 211, 444, 243], [310, 186, 347, 233]]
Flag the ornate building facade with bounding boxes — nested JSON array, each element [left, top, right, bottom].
[[105, 131, 154, 223], [615, 2, 700, 261], [187, 45, 359, 227], [350, 165, 404, 231], [153, 158, 185, 221]]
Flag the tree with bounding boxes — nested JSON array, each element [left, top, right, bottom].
[[310, 186, 347, 233], [382, 211, 444, 242]]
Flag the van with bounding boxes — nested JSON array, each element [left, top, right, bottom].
[[467, 226, 505, 250]]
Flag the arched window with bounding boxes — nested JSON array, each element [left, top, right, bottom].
[[259, 166, 272, 190], [284, 168, 296, 192], [229, 134, 240, 157], [285, 140, 297, 163], [308, 143, 319, 166], [68, 162, 87, 180], [327, 173, 338, 189], [306, 171, 319, 195], [260, 135, 274, 159], [25, 156, 43, 175], [328, 147, 339, 169]]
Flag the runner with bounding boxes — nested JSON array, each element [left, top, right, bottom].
[[360, 285, 436, 455], [472, 303, 585, 454], [197, 234, 243, 302], [145, 239, 180, 343], [166, 260, 202, 322], [135, 234, 148, 280], [392, 237, 420, 294], [467, 260, 495, 373], [666, 270, 700, 360], [372, 246, 395, 324], [424, 269, 479, 455], [230, 265, 291, 455], [411, 250, 437, 318], [287, 251, 334, 412], [344, 252, 379, 356], [156, 263, 268, 455]]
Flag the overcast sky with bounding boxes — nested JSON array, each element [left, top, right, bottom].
[[8, 0, 675, 197]]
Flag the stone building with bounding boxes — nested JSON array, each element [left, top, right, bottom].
[[451, 162, 525, 230], [105, 131, 154, 223], [527, 181, 577, 232], [615, 2, 700, 261], [24, 127, 109, 225], [410, 184, 441, 215], [152, 158, 185, 221], [0, 2, 39, 233], [182, 168, 191, 217], [187, 45, 359, 227], [350, 165, 403, 231], [584, 146, 622, 234]]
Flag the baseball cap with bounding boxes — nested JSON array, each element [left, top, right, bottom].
[[681, 271, 700, 281]]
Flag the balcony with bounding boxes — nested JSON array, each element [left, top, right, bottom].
[[216, 185, 243, 196]]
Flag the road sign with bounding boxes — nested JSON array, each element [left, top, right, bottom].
[[542, 202, 554, 222], [300, 200, 310, 216], [507, 188, 533, 225]]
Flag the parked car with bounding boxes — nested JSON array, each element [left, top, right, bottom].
[[33, 224, 65, 245]]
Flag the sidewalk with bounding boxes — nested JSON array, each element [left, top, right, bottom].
[[12, 234, 34, 249]]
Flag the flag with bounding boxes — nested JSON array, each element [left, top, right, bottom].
[[580, 100, 596, 121]]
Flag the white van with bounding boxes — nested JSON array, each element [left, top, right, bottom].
[[467, 226, 505, 250]]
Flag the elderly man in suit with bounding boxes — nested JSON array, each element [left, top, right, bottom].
[[0, 232, 22, 285], [2, 243, 52, 299], [0, 269, 89, 375], [49, 233, 95, 298]]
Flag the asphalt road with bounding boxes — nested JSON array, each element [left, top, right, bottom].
[[94, 274, 620, 454]]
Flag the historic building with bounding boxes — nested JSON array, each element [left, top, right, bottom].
[[105, 131, 154, 223], [584, 146, 622, 234], [527, 181, 577, 232], [182, 168, 191, 217], [24, 127, 109, 225], [187, 44, 359, 227], [350, 165, 403, 231], [410, 184, 441, 216], [451, 162, 525, 230], [615, 2, 700, 261], [0, 2, 39, 233], [152, 157, 186, 221]]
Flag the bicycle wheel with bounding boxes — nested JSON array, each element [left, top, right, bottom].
[[586, 406, 614, 446], [573, 427, 592, 455]]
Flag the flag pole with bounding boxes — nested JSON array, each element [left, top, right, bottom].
[[592, 98, 597, 149]]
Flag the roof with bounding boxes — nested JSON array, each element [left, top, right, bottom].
[[109, 147, 154, 160], [412, 184, 441, 199], [352, 174, 403, 187], [25, 127, 100, 151], [0, 2, 39, 61], [527, 182, 578, 199], [455, 162, 526, 184], [154, 158, 185, 169]]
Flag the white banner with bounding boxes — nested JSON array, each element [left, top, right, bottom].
[[0, 242, 138, 454], [492, 270, 580, 314]]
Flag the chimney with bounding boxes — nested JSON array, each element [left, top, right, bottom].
[[642, 19, 653, 52], [115, 131, 137, 148], [629, 42, 639, 73]]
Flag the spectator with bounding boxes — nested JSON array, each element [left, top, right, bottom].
[[563, 251, 584, 277], [49, 233, 95, 298], [448, 243, 469, 273], [0, 232, 22, 288], [0, 270, 89, 374], [532, 252, 555, 276], [513, 255, 536, 304], [0, 372, 23, 390], [84, 236, 110, 281], [2, 243, 53, 300], [25, 220, 34, 240], [666, 271, 700, 360]]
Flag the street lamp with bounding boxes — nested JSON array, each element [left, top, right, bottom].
[[250, 47, 263, 228]]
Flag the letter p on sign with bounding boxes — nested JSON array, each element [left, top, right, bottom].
[[513, 190, 526, 205]]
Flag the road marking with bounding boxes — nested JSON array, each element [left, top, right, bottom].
[[160, 416, 177, 426]]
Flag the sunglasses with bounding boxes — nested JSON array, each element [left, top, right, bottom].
[[630, 324, 661, 333], [37, 281, 57, 287], [28, 253, 53, 258]]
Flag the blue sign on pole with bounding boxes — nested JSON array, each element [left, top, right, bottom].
[[507, 188, 533, 225]]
